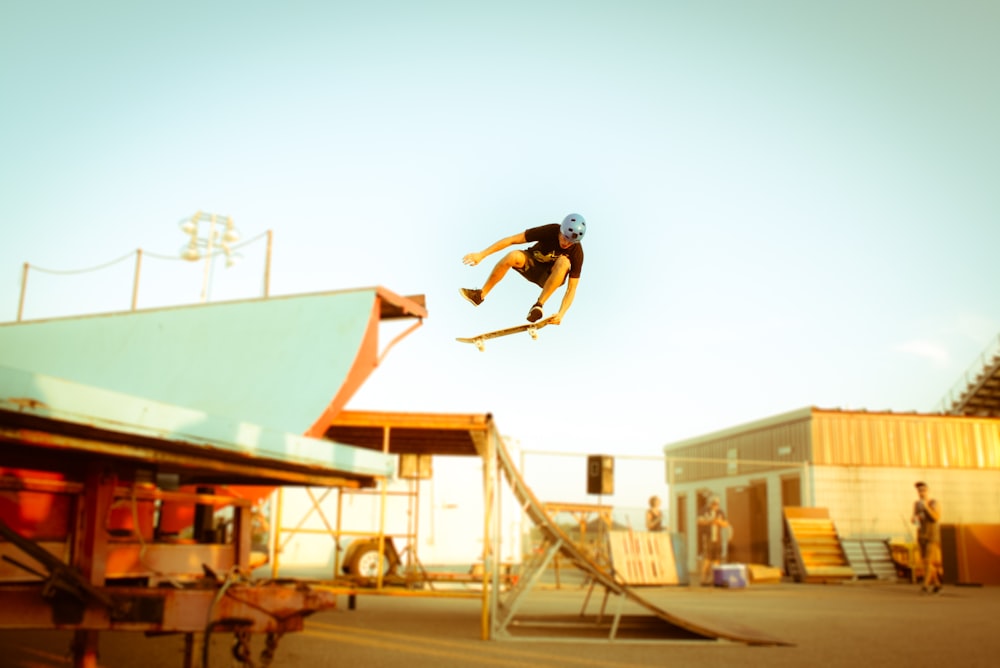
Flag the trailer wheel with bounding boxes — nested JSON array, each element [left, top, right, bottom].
[[349, 542, 388, 581]]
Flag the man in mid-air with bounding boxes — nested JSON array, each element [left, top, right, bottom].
[[460, 213, 585, 324]]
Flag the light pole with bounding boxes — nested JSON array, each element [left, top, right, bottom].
[[179, 211, 241, 303]]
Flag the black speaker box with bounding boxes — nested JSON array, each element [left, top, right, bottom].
[[587, 455, 614, 495]]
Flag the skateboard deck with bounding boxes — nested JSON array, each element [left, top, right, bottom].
[[456, 316, 556, 351]]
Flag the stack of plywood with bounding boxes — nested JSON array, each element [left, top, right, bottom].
[[783, 507, 855, 583], [747, 563, 783, 584], [608, 530, 679, 585]]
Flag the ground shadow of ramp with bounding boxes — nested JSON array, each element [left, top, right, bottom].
[[491, 431, 790, 646]]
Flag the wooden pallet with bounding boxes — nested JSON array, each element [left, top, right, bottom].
[[608, 530, 679, 585]]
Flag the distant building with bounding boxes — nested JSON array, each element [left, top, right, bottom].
[[663, 407, 1000, 572]]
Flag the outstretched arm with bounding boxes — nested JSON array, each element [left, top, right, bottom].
[[550, 277, 579, 325], [462, 232, 527, 266]]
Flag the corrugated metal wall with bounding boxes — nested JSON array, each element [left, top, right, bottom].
[[666, 410, 813, 483], [812, 410, 1000, 469]]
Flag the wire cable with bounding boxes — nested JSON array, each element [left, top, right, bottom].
[[27, 231, 269, 273], [28, 250, 138, 275]]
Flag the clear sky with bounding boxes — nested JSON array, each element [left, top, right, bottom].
[[3, 1, 1000, 511]]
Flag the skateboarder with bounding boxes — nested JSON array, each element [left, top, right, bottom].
[[460, 214, 585, 324]]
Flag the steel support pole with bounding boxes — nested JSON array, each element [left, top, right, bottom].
[[17, 262, 28, 321], [264, 229, 273, 297], [131, 249, 142, 310]]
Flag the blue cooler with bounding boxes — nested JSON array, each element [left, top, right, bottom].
[[713, 564, 748, 588]]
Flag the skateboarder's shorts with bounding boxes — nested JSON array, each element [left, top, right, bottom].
[[515, 251, 568, 288]]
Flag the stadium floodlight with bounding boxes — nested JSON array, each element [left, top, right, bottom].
[[177, 211, 242, 302]]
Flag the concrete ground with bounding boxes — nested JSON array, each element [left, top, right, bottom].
[[2, 580, 998, 667]]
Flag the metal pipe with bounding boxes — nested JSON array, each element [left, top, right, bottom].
[[481, 426, 494, 640], [201, 214, 217, 303], [272, 487, 285, 578], [264, 229, 273, 297], [334, 487, 344, 577], [376, 425, 391, 589], [131, 249, 142, 311], [17, 262, 28, 321]]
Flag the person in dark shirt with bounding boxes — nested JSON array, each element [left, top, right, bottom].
[[461, 213, 585, 323]]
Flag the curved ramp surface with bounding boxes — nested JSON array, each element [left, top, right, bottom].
[[493, 430, 789, 646], [0, 287, 424, 436]]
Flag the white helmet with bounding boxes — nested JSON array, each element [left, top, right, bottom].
[[560, 213, 586, 243]]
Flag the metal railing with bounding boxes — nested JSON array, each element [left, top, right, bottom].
[[14, 229, 273, 322], [935, 333, 1000, 414]]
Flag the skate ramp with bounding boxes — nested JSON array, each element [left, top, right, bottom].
[[0, 287, 425, 437], [492, 426, 789, 645]]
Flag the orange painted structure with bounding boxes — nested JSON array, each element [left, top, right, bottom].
[[0, 287, 426, 667]]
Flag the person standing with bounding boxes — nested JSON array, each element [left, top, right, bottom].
[[698, 496, 729, 585], [912, 481, 943, 594], [646, 495, 666, 532]]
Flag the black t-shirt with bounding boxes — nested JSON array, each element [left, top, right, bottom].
[[524, 224, 584, 279]]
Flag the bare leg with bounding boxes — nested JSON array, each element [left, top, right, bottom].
[[928, 545, 943, 589], [481, 250, 526, 298], [534, 256, 571, 306], [700, 555, 714, 584]]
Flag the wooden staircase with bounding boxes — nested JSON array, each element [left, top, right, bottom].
[[783, 507, 855, 583]]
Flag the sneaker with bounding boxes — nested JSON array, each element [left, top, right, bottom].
[[526, 302, 544, 322], [460, 288, 483, 306], [932, 585, 941, 595]]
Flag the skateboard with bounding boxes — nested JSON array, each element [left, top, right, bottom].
[[456, 316, 556, 351]]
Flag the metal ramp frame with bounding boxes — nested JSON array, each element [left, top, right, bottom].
[[488, 426, 789, 645], [493, 523, 708, 643]]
